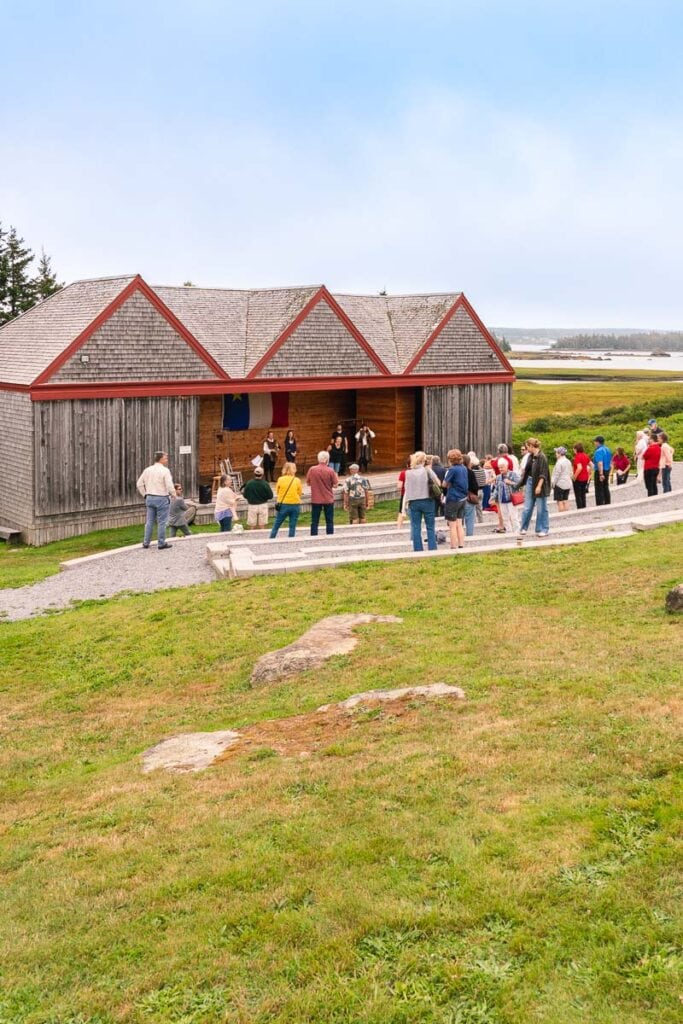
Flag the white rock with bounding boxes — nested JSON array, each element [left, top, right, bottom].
[[317, 683, 465, 712], [141, 730, 240, 773]]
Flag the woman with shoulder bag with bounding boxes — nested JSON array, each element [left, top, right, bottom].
[[269, 462, 303, 538]]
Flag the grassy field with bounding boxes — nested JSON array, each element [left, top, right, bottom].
[[1, 525, 682, 1023], [513, 380, 683, 425]]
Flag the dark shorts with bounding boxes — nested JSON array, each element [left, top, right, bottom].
[[445, 498, 467, 521], [554, 487, 570, 501]]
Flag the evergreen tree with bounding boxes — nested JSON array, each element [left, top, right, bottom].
[[33, 249, 61, 301], [0, 223, 8, 322], [1, 227, 35, 324]]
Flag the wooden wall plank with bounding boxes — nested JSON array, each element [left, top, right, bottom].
[[34, 397, 199, 516]]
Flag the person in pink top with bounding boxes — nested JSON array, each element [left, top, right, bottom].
[[659, 432, 674, 493], [306, 450, 339, 535]]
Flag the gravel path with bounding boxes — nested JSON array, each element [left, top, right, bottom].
[[1, 469, 680, 623], [0, 535, 216, 622]]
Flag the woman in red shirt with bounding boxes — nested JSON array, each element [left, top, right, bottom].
[[572, 443, 591, 509], [612, 447, 631, 485], [642, 440, 662, 496]]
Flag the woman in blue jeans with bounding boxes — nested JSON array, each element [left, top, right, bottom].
[[403, 451, 438, 551], [443, 449, 468, 548], [519, 438, 550, 536]]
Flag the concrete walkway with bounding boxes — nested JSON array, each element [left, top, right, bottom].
[[0, 469, 680, 622]]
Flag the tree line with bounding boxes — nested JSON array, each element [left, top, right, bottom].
[[552, 332, 683, 352], [0, 223, 62, 326]]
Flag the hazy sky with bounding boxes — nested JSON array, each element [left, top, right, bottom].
[[2, 0, 682, 327]]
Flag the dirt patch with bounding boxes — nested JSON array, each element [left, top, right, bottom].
[[218, 689, 464, 762], [250, 613, 403, 685], [141, 684, 465, 773]]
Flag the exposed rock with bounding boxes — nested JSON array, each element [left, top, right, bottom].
[[317, 683, 466, 712], [250, 613, 402, 685], [665, 584, 683, 613], [141, 730, 240, 773]]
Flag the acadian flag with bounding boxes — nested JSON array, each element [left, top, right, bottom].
[[222, 393, 289, 431]]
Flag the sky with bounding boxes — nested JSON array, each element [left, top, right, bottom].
[[1, 0, 682, 328]]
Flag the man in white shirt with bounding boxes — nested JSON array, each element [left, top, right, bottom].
[[136, 451, 176, 549]]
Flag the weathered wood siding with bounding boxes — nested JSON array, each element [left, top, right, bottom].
[[34, 397, 199, 516], [0, 390, 34, 531], [422, 383, 512, 458], [199, 390, 356, 476], [356, 388, 416, 467]]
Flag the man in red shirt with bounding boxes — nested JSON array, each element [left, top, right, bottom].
[[306, 451, 339, 535]]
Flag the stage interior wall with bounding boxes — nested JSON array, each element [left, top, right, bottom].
[[198, 388, 417, 479]]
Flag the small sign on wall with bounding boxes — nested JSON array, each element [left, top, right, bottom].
[[179, 445, 192, 455]]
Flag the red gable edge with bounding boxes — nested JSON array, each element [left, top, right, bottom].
[[404, 294, 515, 376], [247, 286, 391, 379], [32, 275, 230, 388]]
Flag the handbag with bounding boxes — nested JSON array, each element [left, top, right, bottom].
[[427, 470, 443, 501], [467, 492, 479, 504], [511, 491, 525, 506]]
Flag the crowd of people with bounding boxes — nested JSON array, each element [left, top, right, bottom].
[[136, 415, 675, 550], [397, 417, 676, 550]]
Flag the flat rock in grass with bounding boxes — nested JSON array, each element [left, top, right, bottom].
[[317, 683, 466, 712], [142, 730, 240, 773], [665, 584, 683, 613], [250, 613, 403, 685]]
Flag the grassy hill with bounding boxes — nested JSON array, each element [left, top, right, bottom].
[[1, 528, 682, 1024]]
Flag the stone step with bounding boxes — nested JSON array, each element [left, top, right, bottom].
[[213, 528, 636, 579]]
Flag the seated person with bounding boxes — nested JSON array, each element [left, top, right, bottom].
[[169, 483, 196, 537]]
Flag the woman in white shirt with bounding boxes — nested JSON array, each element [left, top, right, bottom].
[[214, 475, 238, 532], [551, 446, 573, 512]]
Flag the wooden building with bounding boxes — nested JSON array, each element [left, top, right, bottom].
[[0, 275, 514, 544]]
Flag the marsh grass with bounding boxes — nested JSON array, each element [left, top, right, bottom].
[[0, 527, 681, 1023]]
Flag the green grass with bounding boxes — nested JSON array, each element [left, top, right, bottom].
[[512, 382, 683, 459], [0, 527, 682, 1023]]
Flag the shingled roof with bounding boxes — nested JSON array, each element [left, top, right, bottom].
[[0, 276, 136, 385], [0, 276, 511, 387]]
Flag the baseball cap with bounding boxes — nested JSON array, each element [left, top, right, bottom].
[[254, 466, 264, 476]]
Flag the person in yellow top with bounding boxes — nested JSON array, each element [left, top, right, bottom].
[[269, 462, 303, 539]]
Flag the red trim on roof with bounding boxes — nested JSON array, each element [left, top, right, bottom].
[[0, 382, 31, 393], [247, 287, 390, 378], [29, 371, 514, 401], [32, 275, 230, 387], [404, 293, 514, 375]]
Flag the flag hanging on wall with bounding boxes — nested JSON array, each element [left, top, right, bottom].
[[222, 393, 289, 431]]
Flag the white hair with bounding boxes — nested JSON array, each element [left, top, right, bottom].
[[317, 451, 330, 463]]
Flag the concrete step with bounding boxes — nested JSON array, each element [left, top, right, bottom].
[[204, 483, 683, 580]]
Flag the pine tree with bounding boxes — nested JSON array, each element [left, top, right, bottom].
[[33, 249, 61, 301], [2, 227, 35, 323], [0, 223, 8, 323]]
